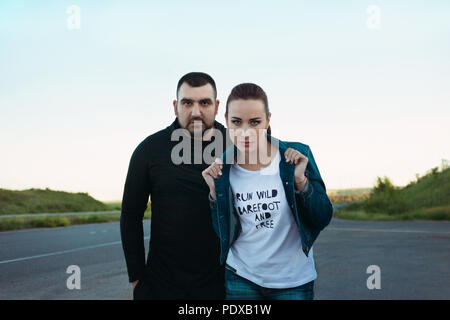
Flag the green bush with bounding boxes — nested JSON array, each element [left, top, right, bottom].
[[337, 163, 450, 220]]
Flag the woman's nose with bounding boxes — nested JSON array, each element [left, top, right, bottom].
[[237, 126, 249, 136], [243, 127, 257, 137]]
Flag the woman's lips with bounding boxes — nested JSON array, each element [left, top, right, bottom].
[[238, 140, 252, 147]]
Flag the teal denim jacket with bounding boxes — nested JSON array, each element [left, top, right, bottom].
[[208, 134, 333, 265]]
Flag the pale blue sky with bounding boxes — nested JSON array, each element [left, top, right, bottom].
[[1, 0, 449, 200]]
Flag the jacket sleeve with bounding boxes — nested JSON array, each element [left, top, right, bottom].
[[295, 146, 333, 230], [120, 141, 151, 283], [208, 193, 220, 238]]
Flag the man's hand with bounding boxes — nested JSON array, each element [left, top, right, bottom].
[[132, 280, 139, 289], [202, 158, 223, 200], [284, 148, 308, 190]]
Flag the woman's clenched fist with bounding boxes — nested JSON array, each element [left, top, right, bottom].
[[202, 158, 223, 200]]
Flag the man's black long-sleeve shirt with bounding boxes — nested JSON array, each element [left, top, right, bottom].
[[120, 118, 228, 298]]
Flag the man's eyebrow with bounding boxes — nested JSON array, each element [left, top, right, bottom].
[[180, 98, 213, 103]]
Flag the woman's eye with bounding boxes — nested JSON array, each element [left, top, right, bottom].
[[251, 121, 261, 126], [232, 120, 241, 125]]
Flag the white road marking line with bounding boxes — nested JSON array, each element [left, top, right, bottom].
[[326, 227, 450, 235], [0, 236, 150, 265]]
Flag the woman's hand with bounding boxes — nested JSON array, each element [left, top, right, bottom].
[[284, 148, 309, 190], [202, 158, 223, 200]]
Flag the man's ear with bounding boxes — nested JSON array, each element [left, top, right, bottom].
[[173, 100, 178, 117], [215, 99, 220, 115]]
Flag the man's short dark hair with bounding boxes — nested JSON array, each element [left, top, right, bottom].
[[176, 72, 217, 99]]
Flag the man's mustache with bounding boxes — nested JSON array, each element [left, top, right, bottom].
[[190, 118, 204, 123]]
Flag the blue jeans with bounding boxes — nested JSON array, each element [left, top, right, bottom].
[[225, 268, 315, 300]]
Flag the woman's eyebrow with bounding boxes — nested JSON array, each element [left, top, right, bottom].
[[231, 117, 262, 120]]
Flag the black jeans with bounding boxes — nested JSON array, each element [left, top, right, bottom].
[[133, 268, 225, 300]]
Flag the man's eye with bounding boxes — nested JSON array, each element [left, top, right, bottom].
[[201, 101, 210, 106], [183, 101, 192, 106]]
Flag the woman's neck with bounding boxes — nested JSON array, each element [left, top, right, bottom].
[[237, 141, 278, 171]]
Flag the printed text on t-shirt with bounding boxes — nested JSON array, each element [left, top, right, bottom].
[[235, 189, 282, 230]]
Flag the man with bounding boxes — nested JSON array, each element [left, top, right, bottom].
[[120, 72, 228, 299]]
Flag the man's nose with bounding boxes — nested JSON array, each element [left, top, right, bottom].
[[191, 103, 201, 117]]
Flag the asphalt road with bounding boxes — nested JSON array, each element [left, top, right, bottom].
[[0, 217, 449, 300]]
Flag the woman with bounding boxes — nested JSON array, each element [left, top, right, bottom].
[[202, 83, 333, 300]]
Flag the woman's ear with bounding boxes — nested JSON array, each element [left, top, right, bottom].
[[225, 112, 229, 127], [266, 112, 271, 130]]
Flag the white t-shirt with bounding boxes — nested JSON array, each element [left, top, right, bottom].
[[226, 150, 317, 288]]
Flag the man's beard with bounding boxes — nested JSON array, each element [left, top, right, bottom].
[[187, 119, 214, 137]]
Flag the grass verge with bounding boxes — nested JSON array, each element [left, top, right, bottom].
[[334, 205, 450, 221], [0, 188, 112, 215], [0, 211, 151, 232]]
